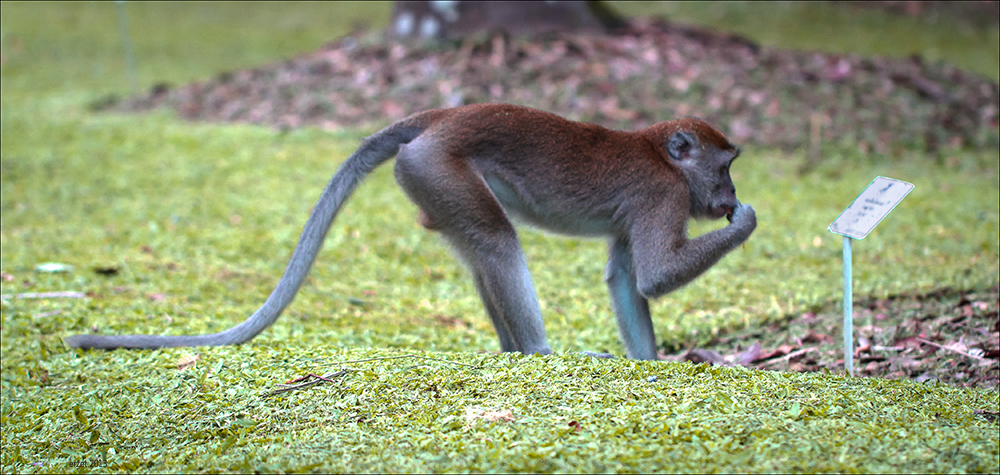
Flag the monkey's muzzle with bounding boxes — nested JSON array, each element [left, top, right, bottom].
[[708, 205, 733, 220]]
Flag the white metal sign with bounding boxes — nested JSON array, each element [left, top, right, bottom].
[[828, 175, 913, 376], [829, 176, 914, 240]]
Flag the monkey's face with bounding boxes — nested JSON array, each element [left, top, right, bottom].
[[665, 130, 741, 220], [700, 160, 738, 220], [705, 151, 739, 219]]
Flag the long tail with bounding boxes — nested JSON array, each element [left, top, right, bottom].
[[65, 114, 435, 349]]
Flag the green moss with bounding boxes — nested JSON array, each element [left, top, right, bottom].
[[2, 2, 997, 473]]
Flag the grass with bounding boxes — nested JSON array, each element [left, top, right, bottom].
[[2, 2, 998, 473], [4, 350, 999, 473]]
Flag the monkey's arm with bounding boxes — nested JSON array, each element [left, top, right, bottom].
[[605, 238, 657, 359], [632, 203, 756, 299]]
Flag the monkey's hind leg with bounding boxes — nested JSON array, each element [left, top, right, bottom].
[[431, 191, 552, 355], [394, 152, 552, 356], [471, 272, 517, 352]]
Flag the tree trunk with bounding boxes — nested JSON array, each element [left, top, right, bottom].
[[389, 1, 625, 40]]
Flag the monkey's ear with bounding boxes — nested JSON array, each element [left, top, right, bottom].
[[667, 131, 696, 161]]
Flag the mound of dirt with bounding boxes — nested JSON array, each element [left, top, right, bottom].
[[101, 19, 998, 155]]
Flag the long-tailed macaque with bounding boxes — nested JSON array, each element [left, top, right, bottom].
[[65, 104, 756, 360]]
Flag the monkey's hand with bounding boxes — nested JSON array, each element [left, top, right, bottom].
[[727, 202, 757, 234]]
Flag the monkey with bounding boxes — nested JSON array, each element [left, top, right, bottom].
[[64, 103, 756, 360]]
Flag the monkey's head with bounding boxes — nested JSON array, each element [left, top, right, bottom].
[[663, 119, 741, 220]]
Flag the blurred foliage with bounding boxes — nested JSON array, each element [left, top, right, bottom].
[[616, 1, 1000, 81]]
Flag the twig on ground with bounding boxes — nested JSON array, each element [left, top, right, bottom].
[[313, 353, 481, 369], [1, 291, 86, 300], [916, 338, 986, 361], [267, 354, 481, 397], [265, 369, 352, 397], [757, 347, 818, 368], [285, 373, 340, 384]]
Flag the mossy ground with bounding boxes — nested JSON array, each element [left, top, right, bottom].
[[2, 2, 997, 473]]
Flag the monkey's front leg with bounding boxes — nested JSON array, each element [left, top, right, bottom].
[[605, 238, 658, 360]]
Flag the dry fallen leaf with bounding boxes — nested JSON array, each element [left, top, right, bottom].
[[736, 341, 762, 366], [758, 344, 797, 361], [146, 293, 166, 302], [176, 354, 201, 370], [465, 407, 515, 424]]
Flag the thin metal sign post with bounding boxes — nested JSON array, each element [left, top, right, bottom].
[[842, 235, 852, 374], [829, 176, 914, 376]]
